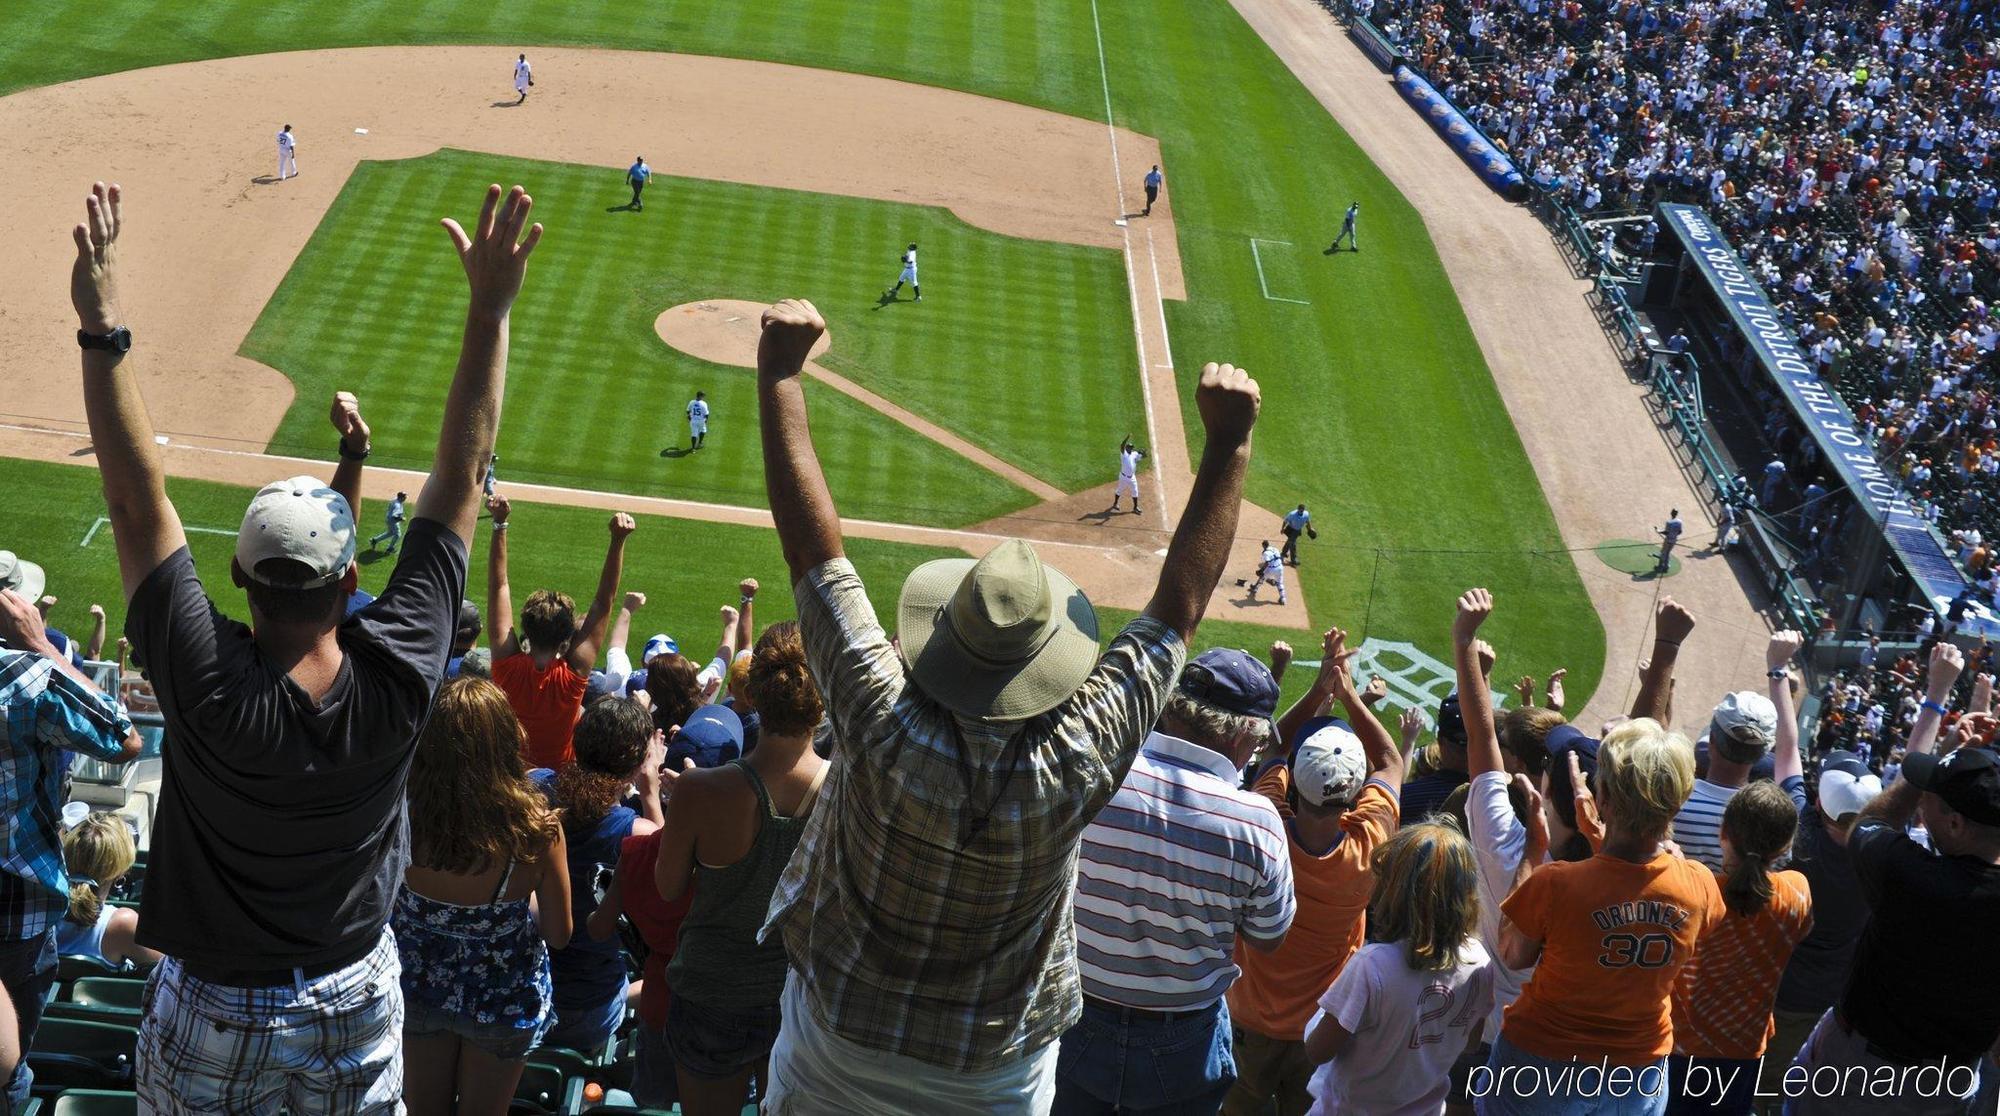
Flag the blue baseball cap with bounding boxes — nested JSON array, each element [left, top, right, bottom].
[[667, 705, 744, 771], [1436, 692, 1467, 746], [1177, 648, 1281, 719]]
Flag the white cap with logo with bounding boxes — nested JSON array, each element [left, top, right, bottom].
[[1293, 720, 1368, 807], [235, 476, 357, 588]]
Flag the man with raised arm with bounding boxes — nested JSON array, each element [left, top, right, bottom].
[[750, 298, 1260, 1114], [1788, 642, 2000, 1114], [72, 180, 542, 1111]]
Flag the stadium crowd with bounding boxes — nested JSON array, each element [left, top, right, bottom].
[[1367, 0, 2000, 543], [0, 177, 1996, 1116]]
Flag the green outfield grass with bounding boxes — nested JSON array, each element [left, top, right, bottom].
[[0, 0, 1608, 704], [4, 456, 1338, 709], [246, 150, 1141, 524]]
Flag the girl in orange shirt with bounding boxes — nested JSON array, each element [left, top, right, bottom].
[[1665, 783, 1812, 1116], [1475, 720, 1724, 1116]]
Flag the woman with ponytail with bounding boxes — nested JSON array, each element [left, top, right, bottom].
[[654, 621, 828, 1114], [57, 813, 159, 971], [1666, 780, 1813, 1115]]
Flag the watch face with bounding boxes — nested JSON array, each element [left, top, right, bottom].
[[109, 327, 131, 353]]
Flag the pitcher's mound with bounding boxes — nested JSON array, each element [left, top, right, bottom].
[[655, 300, 832, 368]]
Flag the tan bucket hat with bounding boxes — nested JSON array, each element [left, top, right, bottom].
[[897, 538, 1100, 722]]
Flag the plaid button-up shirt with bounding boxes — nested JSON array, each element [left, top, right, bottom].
[[0, 648, 133, 939], [763, 558, 1184, 1071]]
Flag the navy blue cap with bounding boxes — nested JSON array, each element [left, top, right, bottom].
[[1178, 649, 1281, 719], [1435, 692, 1467, 746], [1544, 723, 1601, 769], [667, 705, 745, 771]]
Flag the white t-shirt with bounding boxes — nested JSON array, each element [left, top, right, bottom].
[[1305, 939, 1494, 1116], [1465, 771, 1532, 1035], [277, 130, 295, 151], [688, 399, 710, 422], [1670, 777, 1739, 871], [1119, 448, 1141, 479]]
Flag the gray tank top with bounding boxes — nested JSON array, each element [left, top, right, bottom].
[[664, 759, 812, 1009]]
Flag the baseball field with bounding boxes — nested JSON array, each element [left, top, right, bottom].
[[0, 0, 1618, 715]]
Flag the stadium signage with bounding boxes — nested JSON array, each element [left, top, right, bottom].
[[1659, 204, 1967, 609]]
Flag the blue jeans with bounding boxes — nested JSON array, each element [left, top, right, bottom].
[[1052, 997, 1235, 1116], [542, 981, 626, 1055], [0, 929, 56, 1113], [1473, 1033, 1669, 1116]]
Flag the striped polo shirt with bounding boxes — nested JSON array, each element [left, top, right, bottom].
[[1074, 731, 1294, 1010], [1671, 778, 1740, 872]]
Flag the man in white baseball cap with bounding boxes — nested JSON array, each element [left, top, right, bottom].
[[71, 176, 545, 1107], [1672, 688, 1782, 870], [232, 477, 357, 593]]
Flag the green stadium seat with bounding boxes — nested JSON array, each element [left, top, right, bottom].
[[25, 1018, 136, 1092], [49, 1091, 137, 1116], [510, 1061, 566, 1115], [66, 979, 144, 1013]]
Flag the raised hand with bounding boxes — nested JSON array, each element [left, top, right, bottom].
[[1474, 639, 1496, 682], [759, 299, 827, 376], [622, 591, 648, 612], [1568, 750, 1605, 848], [1515, 773, 1550, 862], [71, 182, 124, 334], [1315, 626, 1360, 699], [486, 492, 511, 525], [1516, 675, 1537, 708], [329, 391, 370, 449], [1268, 640, 1295, 675], [1546, 668, 1568, 711], [1398, 707, 1427, 753], [739, 577, 760, 600], [441, 184, 544, 318], [0, 591, 55, 655], [719, 605, 740, 629], [608, 512, 636, 540], [1362, 675, 1389, 706], [1765, 630, 1804, 672], [1193, 362, 1261, 446], [1655, 597, 1696, 646], [1928, 640, 1966, 700], [35, 596, 57, 619], [1454, 588, 1493, 647]]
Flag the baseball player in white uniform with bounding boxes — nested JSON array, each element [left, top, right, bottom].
[[687, 391, 710, 450], [276, 125, 298, 180], [514, 54, 534, 104], [1244, 541, 1286, 604], [887, 242, 921, 302], [1111, 436, 1146, 514]]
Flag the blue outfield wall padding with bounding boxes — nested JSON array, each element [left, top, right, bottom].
[[1392, 65, 1524, 197], [1350, 18, 1402, 71]]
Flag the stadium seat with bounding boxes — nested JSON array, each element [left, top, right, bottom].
[[25, 1019, 136, 1093], [66, 979, 144, 1013], [510, 1061, 567, 1115], [48, 1091, 137, 1116], [53, 956, 123, 986]]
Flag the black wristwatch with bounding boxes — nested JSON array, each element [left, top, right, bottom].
[[77, 326, 132, 354]]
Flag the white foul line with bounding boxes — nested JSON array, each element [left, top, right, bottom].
[[1250, 238, 1311, 305], [1089, 0, 1129, 215], [1093, 0, 1170, 528], [79, 515, 235, 547], [1145, 226, 1175, 372]]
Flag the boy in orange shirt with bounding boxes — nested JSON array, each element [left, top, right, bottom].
[[1224, 627, 1403, 1116], [1476, 719, 1724, 1115]]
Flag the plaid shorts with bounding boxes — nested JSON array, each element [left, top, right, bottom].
[[136, 928, 404, 1115]]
